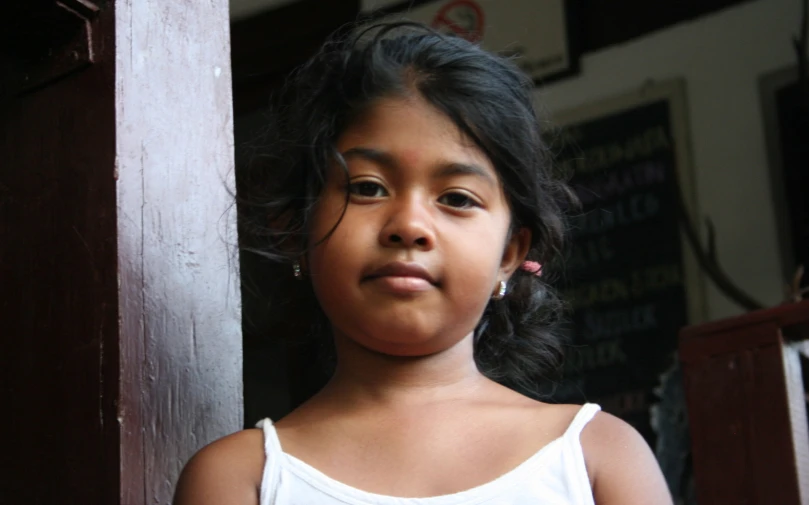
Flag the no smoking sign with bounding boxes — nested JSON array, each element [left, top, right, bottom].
[[431, 0, 485, 42], [381, 0, 574, 83]]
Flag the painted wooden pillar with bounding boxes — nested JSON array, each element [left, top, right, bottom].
[[0, 2, 243, 504]]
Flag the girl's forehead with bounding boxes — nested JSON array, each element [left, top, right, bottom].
[[338, 96, 491, 167], [397, 147, 427, 167]]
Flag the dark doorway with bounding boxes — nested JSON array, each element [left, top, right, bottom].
[[231, 0, 361, 427]]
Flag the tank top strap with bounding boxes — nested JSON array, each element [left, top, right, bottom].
[[560, 404, 600, 505], [255, 418, 282, 505], [256, 418, 283, 456], [563, 403, 601, 440]]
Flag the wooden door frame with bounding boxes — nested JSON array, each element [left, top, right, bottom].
[[230, 0, 360, 418]]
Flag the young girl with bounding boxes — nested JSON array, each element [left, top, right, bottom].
[[175, 22, 672, 505]]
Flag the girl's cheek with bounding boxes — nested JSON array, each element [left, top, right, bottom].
[[309, 193, 346, 239]]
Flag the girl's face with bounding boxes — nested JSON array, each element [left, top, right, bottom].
[[307, 96, 529, 357]]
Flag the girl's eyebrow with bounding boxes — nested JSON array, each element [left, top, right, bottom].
[[341, 146, 496, 187], [342, 146, 395, 167], [436, 163, 496, 188]]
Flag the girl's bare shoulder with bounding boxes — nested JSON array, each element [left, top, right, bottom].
[[173, 428, 266, 505], [518, 399, 671, 504], [579, 411, 674, 505]]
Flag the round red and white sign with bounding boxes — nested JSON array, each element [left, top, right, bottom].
[[431, 0, 485, 42]]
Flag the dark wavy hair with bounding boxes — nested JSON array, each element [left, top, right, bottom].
[[239, 21, 577, 399]]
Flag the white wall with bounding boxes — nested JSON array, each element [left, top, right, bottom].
[[362, 0, 800, 320]]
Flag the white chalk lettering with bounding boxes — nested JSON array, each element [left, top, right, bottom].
[[598, 390, 649, 416], [565, 278, 630, 309], [582, 303, 658, 340], [571, 192, 661, 238], [565, 264, 683, 310], [574, 161, 667, 205], [559, 126, 671, 176], [567, 235, 615, 270], [630, 263, 682, 297], [564, 339, 628, 373]]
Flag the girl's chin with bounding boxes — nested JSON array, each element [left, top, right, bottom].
[[361, 339, 441, 357], [351, 332, 471, 358]]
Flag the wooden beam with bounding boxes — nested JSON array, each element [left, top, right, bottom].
[[114, 1, 243, 503]]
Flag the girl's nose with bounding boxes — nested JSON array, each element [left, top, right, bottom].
[[378, 196, 435, 250]]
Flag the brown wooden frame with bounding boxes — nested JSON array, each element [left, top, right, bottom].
[[680, 301, 809, 505], [230, 0, 360, 419]]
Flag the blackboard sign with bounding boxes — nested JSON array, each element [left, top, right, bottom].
[[550, 83, 703, 444]]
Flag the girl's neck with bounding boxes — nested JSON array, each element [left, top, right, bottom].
[[320, 331, 491, 408]]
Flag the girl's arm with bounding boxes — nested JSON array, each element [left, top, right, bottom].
[[582, 412, 674, 505], [173, 430, 264, 505]]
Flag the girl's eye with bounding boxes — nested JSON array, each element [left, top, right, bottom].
[[439, 192, 479, 209], [348, 181, 387, 198]]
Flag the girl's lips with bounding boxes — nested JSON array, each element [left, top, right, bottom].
[[364, 261, 438, 294], [370, 275, 434, 294], [365, 261, 437, 285]]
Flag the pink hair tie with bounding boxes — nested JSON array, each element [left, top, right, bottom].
[[521, 261, 542, 276]]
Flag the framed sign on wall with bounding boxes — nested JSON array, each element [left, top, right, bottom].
[[548, 80, 707, 443], [367, 0, 579, 85]]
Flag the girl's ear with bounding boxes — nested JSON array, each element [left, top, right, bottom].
[[500, 227, 532, 278]]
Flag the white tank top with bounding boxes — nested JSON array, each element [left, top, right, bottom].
[[256, 403, 600, 505]]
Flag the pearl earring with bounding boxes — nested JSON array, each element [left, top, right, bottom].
[[293, 261, 302, 279], [492, 280, 507, 300]]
